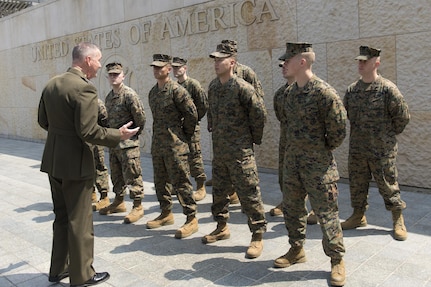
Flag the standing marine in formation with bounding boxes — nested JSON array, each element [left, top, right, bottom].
[[269, 60, 318, 225], [273, 42, 347, 286], [342, 46, 410, 241], [146, 54, 199, 239], [172, 56, 209, 201], [91, 98, 112, 211], [203, 41, 267, 259], [99, 62, 147, 224]]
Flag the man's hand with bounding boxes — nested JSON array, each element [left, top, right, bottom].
[[119, 121, 140, 140]]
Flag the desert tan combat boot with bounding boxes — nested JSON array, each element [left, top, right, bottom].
[[175, 215, 198, 239], [99, 196, 126, 215], [307, 210, 318, 225], [246, 232, 263, 259], [330, 258, 346, 286], [392, 210, 408, 241], [270, 203, 283, 216], [341, 208, 367, 230], [146, 210, 174, 229], [124, 201, 144, 224], [193, 178, 207, 201], [202, 222, 230, 243], [229, 191, 240, 204], [274, 246, 306, 268], [92, 193, 110, 211]]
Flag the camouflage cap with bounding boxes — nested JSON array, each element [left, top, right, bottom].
[[150, 54, 172, 67], [172, 56, 187, 67], [355, 46, 381, 60], [210, 41, 237, 58], [221, 40, 238, 51], [106, 62, 123, 73], [278, 42, 313, 61]]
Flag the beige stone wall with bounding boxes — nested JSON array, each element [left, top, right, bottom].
[[1, 0, 430, 188]]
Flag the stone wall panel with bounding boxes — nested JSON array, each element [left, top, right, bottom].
[[247, 0, 297, 51], [359, 0, 431, 37], [297, 0, 359, 43], [396, 31, 431, 112], [397, 111, 431, 187]]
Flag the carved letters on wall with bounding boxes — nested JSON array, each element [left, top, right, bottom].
[[30, 0, 279, 62]]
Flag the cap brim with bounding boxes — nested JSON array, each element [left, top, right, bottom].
[[150, 61, 169, 67], [355, 55, 369, 60], [209, 52, 232, 58], [278, 53, 295, 61], [107, 69, 122, 74], [171, 63, 184, 67]]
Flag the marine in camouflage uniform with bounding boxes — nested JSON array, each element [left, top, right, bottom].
[[273, 43, 346, 287], [274, 81, 289, 188], [269, 62, 294, 216], [172, 56, 209, 201], [91, 98, 112, 211], [342, 46, 410, 241], [269, 62, 290, 217], [269, 63, 318, 224], [206, 39, 266, 205], [146, 54, 199, 239], [99, 62, 146, 224], [202, 42, 267, 259]]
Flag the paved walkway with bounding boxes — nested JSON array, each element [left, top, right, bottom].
[[0, 137, 430, 287]]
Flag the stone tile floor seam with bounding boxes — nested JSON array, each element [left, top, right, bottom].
[[0, 137, 430, 287]]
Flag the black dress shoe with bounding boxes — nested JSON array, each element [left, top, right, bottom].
[[48, 271, 69, 282], [70, 272, 110, 287]]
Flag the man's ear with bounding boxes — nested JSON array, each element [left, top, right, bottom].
[[85, 56, 92, 66], [299, 57, 306, 67], [375, 59, 381, 69]]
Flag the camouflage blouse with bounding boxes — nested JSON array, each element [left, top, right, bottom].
[[148, 79, 197, 152]]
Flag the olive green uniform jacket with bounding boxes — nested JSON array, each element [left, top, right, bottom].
[[38, 67, 121, 285]]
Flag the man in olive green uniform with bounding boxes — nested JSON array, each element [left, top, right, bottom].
[[342, 46, 410, 241], [273, 42, 346, 287], [99, 62, 146, 224], [172, 56, 209, 201], [92, 98, 112, 211], [38, 42, 139, 287], [146, 54, 199, 239], [202, 42, 267, 259], [206, 39, 265, 205]]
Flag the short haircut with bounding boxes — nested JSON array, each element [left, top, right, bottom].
[[72, 42, 100, 62], [302, 51, 315, 66]]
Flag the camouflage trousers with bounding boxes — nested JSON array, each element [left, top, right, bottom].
[[348, 153, 406, 211], [282, 169, 345, 259], [93, 145, 109, 194], [152, 148, 196, 216], [212, 153, 266, 234], [188, 127, 206, 182], [278, 129, 287, 189], [109, 146, 144, 200]]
